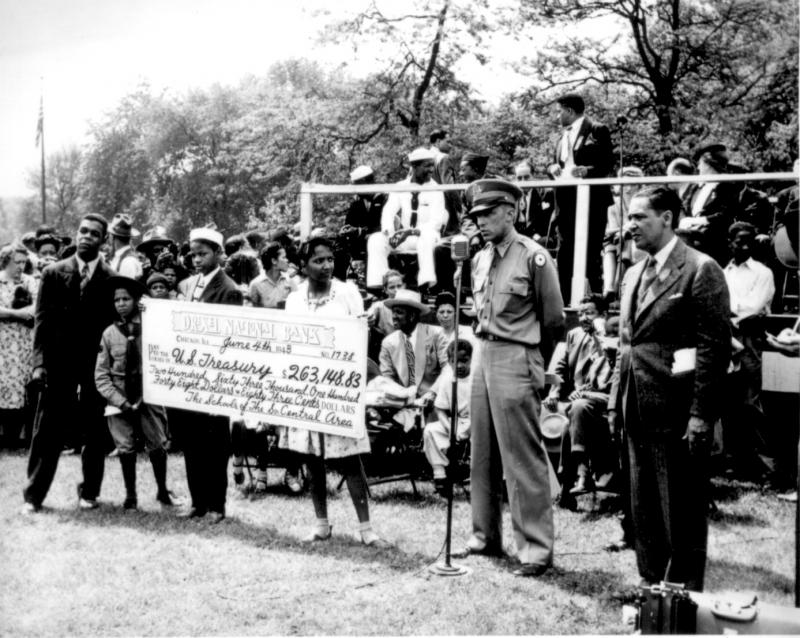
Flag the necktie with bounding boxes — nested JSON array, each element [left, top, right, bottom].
[[79, 263, 90, 291], [409, 192, 419, 229], [637, 257, 657, 311], [192, 276, 205, 301], [119, 321, 142, 403], [560, 128, 572, 164], [405, 335, 416, 386]]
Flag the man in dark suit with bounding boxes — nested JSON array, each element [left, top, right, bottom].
[[609, 186, 731, 591], [548, 93, 615, 301], [181, 227, 243, 523], [679, 143, 741, 266], [22, 213, 118, 512]]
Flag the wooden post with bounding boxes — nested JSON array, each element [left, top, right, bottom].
[[299, 185, 312, 241], [570, 184, 590, 307]]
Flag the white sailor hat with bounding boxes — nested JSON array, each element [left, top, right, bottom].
[[350, 165, 374, 182], [407, 147, 435, 163], [189, 227, 224, 249]]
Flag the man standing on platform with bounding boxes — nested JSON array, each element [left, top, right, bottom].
[[548, 93, 614, 300], [455, 178, 564, 577], [22, 213, 118, 513], [609, 186, 730, 591]]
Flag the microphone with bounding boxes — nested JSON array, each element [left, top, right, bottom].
[[616, 115, 628, 127], [450, 234, 469, 262]]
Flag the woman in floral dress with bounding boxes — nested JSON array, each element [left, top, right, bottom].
[[0, 245, 38, 447]]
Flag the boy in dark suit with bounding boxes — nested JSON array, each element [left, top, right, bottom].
[[181, 227, 243, 523], [23, 213, 118, 513]]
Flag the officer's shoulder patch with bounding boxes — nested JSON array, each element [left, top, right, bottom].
[[534, 252, 547, 267]]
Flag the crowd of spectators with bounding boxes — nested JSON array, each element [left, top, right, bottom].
[[2, 94, 798, 525]]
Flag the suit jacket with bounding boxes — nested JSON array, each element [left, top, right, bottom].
[[183, 269, 243, 306], [32, 256, 117, 385], [553, 326, 604, 397], [379, 324, 448, 395], [609, 238, 731, 434], [680, 181, 741, 264], [553, 116, 615, 219]]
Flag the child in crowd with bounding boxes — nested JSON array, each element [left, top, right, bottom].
[[146, 272, 171, 299], [94, 276, 174, 510], [423, 339, 472, 495], [367, 269, 404, 361], [368, 269, 404, 336]]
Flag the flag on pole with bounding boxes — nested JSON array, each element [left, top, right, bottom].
[[35, 96, 43, 147]]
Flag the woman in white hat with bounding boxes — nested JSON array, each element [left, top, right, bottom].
[[282, 236, 387, 547]]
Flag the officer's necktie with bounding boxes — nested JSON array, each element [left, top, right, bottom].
[[79, 263, 90, 291], [636, 256, 657, 312], [405, 335, 416, 386], [409, 192, 419, 229]]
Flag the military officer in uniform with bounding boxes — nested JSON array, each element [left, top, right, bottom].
[[455, 179, 565, 576]]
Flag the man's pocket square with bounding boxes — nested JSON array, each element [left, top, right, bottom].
[[668, 293, 683, 300]]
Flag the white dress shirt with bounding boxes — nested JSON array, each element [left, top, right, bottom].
[[559, 115, 585, 166], [191, 266, 220, 300], [75, 254, 101, 279], [724, 257, 775, 323], [110, 245, 143, 279], [380, 178, 447, 235], [650, 235, 679, 275]]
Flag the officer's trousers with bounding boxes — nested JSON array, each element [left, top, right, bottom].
[[470, 339, 554, 566]]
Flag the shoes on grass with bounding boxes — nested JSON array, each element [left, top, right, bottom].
[[78, 498, 99, 510], [303, 525, 332, 542]]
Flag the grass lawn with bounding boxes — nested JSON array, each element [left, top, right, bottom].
[[0, 449, 795, 636]]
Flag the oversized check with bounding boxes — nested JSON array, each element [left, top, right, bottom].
[[142, 298, 367, 438]]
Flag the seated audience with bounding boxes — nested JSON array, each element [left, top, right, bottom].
[[544, 295, 616, 502], [722, 221, 777, 484], [366, 147, 447, 294], [379, 289, 448, 430]]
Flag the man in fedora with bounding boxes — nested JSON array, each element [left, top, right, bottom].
[[108, 214, 143, 280], [379, 289, 448, 427], [137, 226, 176, 269]]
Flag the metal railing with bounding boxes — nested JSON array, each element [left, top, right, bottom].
[[300, 171, 798, 306]]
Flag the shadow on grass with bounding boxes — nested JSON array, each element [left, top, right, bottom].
[[709, 508, 769, 528], [708, 558, 795, 595], [48, 504, 432, 572], [547, 566, 629, 601]]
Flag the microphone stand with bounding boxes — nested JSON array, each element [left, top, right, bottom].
[[429, 258, 470, 577]]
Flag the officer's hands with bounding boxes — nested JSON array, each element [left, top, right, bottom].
[[684, 416, 712, 455], [543, 394, 559, 412], [31, 366, 47, 389]]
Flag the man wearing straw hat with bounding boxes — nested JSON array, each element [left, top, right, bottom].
[[379, 289, 448, 429], [366, 148, 447, 294]]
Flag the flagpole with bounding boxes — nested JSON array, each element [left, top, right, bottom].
[[37, 80, 46, 224]]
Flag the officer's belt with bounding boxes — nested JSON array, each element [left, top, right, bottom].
[[478, 333, 536, 348]]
